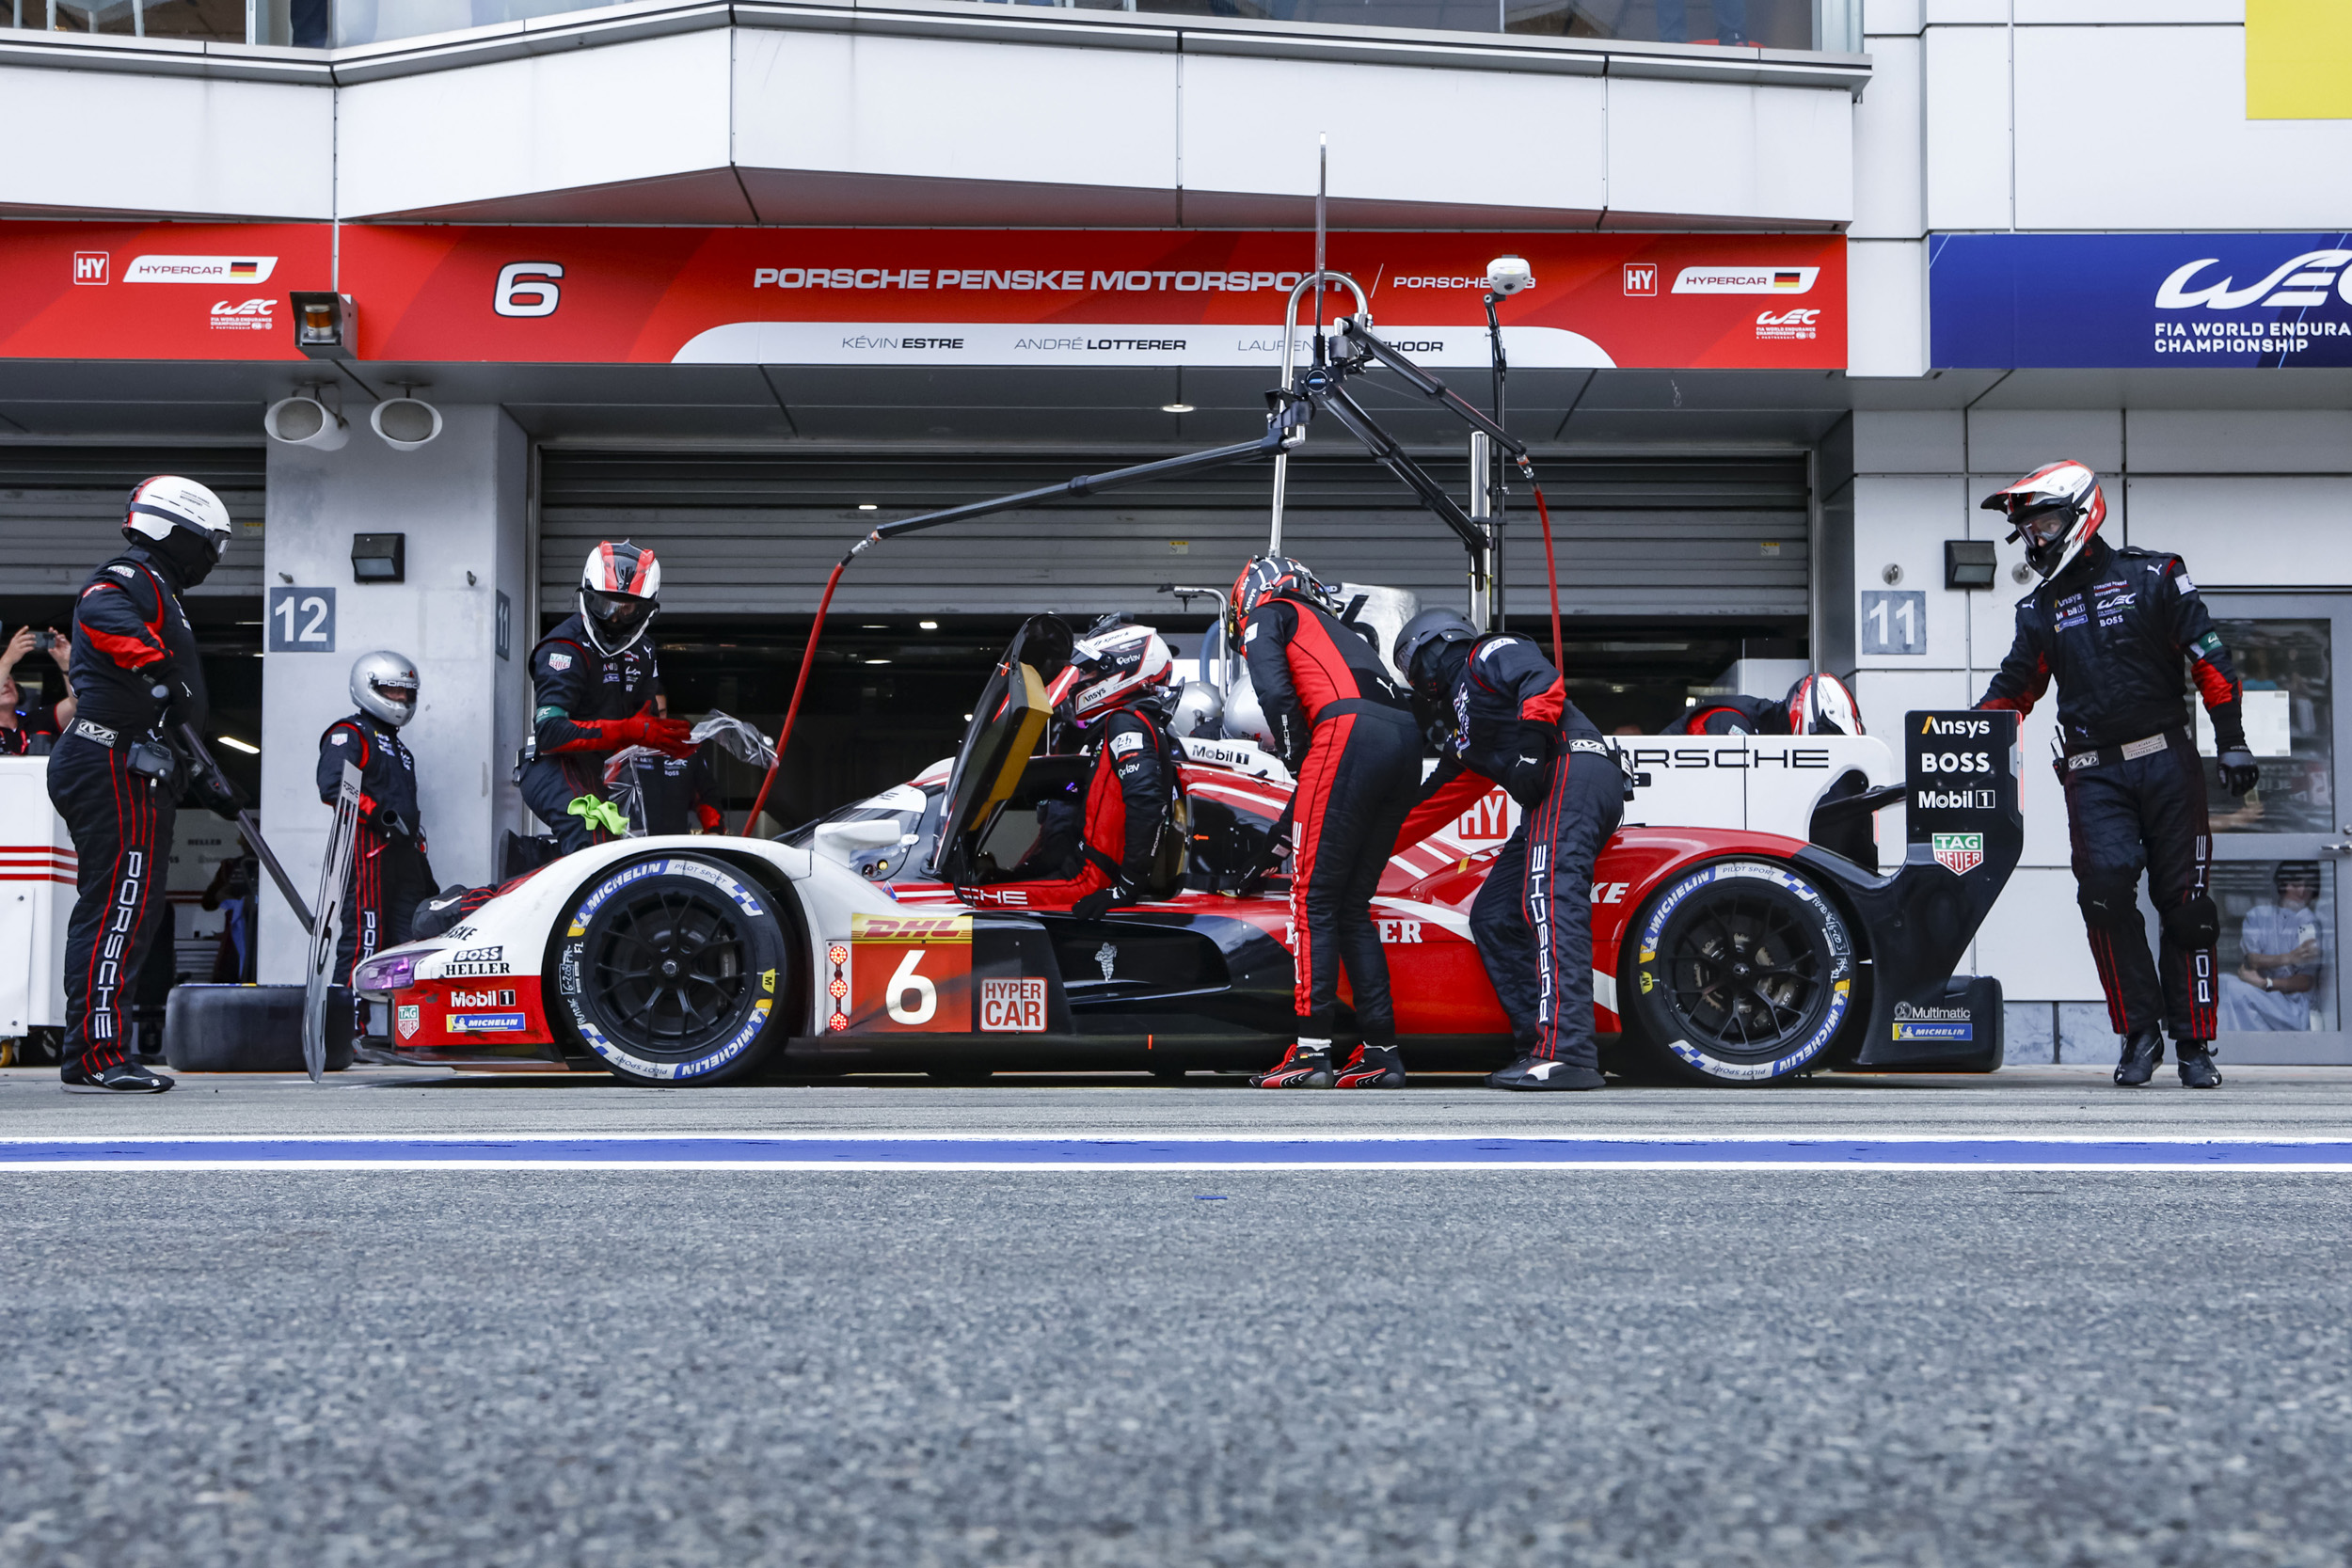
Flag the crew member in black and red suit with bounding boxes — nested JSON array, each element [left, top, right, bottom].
[[1392, 609, 1625, 1090], [319, 650, 436, 1030], [519, 540, 695, 853], [48, 476, 242, 1093], [1013, 618, 1180, 917], [1977, 460, 2257, 1089], [1232, 555, 1422, 1090]]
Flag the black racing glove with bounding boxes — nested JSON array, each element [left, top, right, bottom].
[[1071, 880, 1137, 922], [2217, 749, 2261, 799]]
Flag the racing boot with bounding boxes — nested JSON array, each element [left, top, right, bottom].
[[2113, 1028, 2164, 1087], [1251, 1041, 1334, 1089], [1334, 1045, 1406, 1090], [2176, 1041, 2224, 1089], [60, 1061, 175, 1094], [1487, 1053, 1605, 1092]]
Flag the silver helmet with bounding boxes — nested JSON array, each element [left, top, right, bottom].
[[351, 649, 420, 728], [1170, 680, 1225, 739]]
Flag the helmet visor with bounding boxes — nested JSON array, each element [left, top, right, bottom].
[[582, 587, 656, 641], [369, 677, 417, 713], [2015, 502, 2074, 547]]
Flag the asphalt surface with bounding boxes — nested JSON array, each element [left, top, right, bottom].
[[6, 1067, 2352, 1567]]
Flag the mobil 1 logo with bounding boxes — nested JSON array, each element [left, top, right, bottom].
[[1905, 709, 2021, 868]]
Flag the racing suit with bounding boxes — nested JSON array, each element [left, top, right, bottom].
[[1394, 634, 1624, 1067], [1669, 693, 1786, 736], [1979, 537, 2246, 1042], [628, 752, 725, 836], [318, 711, 435, 1026], [1015, 705, 1174, 909], [1244, 593, 1420, 1048], [47, 546, 205, 1077], [521, 612, 666, 853]]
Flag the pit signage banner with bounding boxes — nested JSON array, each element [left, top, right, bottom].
[[1930, 231, 2352, 369], [1904, 710, 2021, 864], [0, 222, 1845, 370]]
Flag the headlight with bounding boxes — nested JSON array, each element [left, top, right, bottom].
[[351, 952, 417, 993]]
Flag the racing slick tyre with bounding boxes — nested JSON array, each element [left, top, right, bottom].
[[1622, 859, 1857, 1086], [550, 854, 791, 1086]]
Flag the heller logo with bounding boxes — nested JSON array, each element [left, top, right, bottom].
[[73, 252, 108, 285], [1624, 263, 1658, 296], [1932, 832, 1985, 875], [979, 977, 1046, 1033]]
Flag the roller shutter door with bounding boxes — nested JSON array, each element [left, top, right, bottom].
[[537, 451, 1807, 621], [0, 445, 265, 598]]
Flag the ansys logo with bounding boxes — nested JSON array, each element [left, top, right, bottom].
[[1932, 832, 1984, 876]]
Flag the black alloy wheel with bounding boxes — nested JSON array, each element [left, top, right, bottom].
[[553, 855, 791, 1085], [1622, 860, 1855, 1085]]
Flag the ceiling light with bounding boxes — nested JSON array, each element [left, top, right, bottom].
[[1161, 403, 1195, 414], [919, 620, 939, 630], [865, 657, 891, 665], [216, 735, 260, 755], [857, 503, 879, 511]]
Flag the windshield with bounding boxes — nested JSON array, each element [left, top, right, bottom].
[[784, 783, 946, 881]]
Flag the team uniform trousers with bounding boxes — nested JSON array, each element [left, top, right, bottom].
[[48, 733, 176, 1075], [2063, 731, 2217, 1040], [1470, 746, 1626, 1067], [1290, 705, 1421, 1047], [334, 832, 434, 1015]]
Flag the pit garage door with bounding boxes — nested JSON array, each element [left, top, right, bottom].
[[0, 445, 265, 599], [536, 451, 1808, 623]]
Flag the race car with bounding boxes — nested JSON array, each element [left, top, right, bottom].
[[352, 624, 2024, 1086]]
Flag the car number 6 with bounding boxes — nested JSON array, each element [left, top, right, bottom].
[[885, 949, 937, 1025]]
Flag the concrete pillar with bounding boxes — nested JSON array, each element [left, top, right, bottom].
[[255, 405, 530, 982]]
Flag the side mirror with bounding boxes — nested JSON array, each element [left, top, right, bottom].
[[814, 817, 906, 862]]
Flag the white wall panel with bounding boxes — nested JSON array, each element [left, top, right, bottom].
[[2014, 25, 2352, 230], [1865, 0, 1925, 36], [737, 31, 1179, 196], [1848, 239, 1929, 378], [0, 67, 331, 219], [2125, 411, 2352, 475], [1967, 408, 2122, 477], [1180, 55, 1602, 215], [1851, 473, 1971, 668], [1853, 409, 1963, 473], [1924, 0, 2007, 22], [1604, 77, 1852, 225], [1922, 24, 2010, 230], [1851, 34, 1924, 239], [2123, 476, 2352, 582], [2014, 0, 2241, 21], [340, 29, 732, 217], [1977, 869, 2102, 998]]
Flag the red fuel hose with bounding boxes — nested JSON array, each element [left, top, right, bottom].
[[1533, 482, 1564, 674], [744, 554, 847, 832]]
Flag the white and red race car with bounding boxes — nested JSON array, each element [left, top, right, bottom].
[[354, 616, 2023, 1086]]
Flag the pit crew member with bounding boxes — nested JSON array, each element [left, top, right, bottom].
[[520, 540, 694, 853], [1393, 609, 1624, 1091], [1976, 460, 2254, 1089], [1234, 556, 1421, 1090], [49, 476, 239, 1093], [319, 651, 436, 1029]]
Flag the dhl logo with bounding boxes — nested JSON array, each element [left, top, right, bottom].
[[850, 913, 972, 942]]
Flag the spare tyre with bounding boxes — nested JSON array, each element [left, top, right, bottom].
[[550, 853, 791, 1086], [164, 984, 354, 1073], [1621, 858, 1856, 1085]]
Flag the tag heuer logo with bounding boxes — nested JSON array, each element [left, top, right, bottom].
[[1933, 832, 1984, 875], [396, 1004, 421, 1039]]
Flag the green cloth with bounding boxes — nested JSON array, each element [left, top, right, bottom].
[[567, 795, 630, 837]]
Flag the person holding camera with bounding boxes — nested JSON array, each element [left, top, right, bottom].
[[319, 652, 435, 1027], [49, 476, 240, 1094], [0, 624, 74, 753]]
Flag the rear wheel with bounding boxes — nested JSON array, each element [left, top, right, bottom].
[[1622, 859, 1855, 1085], [552, 854, 790, 1086]]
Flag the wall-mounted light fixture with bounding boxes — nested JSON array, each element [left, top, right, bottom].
[[1945, 539, 1998, 591], [372, 397, 442, 451], [263, 392, 349, 451], [351, 532, 406, 584], [290, 292, 357, 360]]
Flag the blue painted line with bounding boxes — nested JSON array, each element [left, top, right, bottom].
[[4, 1136, 2352, 1168]]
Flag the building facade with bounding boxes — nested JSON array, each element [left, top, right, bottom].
[[2, 0, 2346, 1059]]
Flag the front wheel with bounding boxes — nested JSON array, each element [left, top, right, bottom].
[[1622, 859, 1857, 1085], [551, 854, 791, 1085]]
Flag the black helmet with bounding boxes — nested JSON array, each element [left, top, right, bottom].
[[1392, 608, 1480, 697]]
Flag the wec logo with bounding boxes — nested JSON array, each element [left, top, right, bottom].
[[2156, 249, 2352, 310], [209, 298, 276, 331], [1756, 308, 1820, 326]]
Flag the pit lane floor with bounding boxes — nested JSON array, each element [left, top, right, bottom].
[[4, 1066, 2350, 1566]]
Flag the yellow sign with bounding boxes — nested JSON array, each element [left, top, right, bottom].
[[2249, 0, 2352, 119], [850, 912, 973, 943]]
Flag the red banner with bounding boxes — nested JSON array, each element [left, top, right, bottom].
[[0, 223, 1844, 370]]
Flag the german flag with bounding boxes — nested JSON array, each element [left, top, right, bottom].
[[1772, 270, 1804, 290], [229, 260, 261, 279]]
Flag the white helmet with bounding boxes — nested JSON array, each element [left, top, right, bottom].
[[1785, 673, 1864, 736], [579, 540, 661, 656], [350, 650, 420, 728], [1981, 461, 2107, 582], [124, 475, 232, 587], [1045, 620, 1175, 723]]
